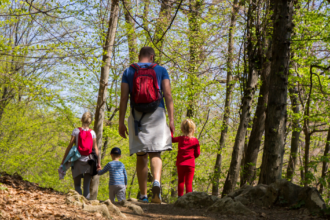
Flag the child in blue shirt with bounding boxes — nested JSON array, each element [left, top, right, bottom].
[[98, 147, 127, 202]]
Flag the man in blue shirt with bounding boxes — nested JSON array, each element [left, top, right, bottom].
[[119, 47, 174, 204]]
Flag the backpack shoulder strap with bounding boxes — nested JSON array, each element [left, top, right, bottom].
[[132, 108, 146, 136], [88, 129, 94, 138], [148, 63, 157, 69], [148, 63, 160, 90], [78, 127, 82, 131], [131, 63, 140, 70]]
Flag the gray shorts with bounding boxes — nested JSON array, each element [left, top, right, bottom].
[[109, 185, 126, 202], [128, 107, 172, 156]]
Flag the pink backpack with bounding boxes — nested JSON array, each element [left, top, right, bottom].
[[77, 128, 93, 156]]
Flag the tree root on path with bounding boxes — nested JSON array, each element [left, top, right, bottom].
[[66, 190, 127, 219]]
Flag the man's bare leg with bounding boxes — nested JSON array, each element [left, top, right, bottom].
[[136, 153, 148, 199], [149, 152, 162, 203], [149, 152, 162, 181]]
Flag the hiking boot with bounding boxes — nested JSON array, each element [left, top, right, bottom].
[[138, 196, 149, 203], [151, 180, 161, 203]]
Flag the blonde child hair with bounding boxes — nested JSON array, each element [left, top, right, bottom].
[[81, 112, 93, 125], [181, 119, 196, 137]]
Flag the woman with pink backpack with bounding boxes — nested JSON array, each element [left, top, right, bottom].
[[61, 112, 101, 198]]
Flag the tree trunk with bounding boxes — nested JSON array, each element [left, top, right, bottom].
[[259, 0, 294, 185], [240, 0, 272, 186], [241, 39, 272, 186], [153, 0, 173, 64], [128, 170, 137, 199], [303, 132, 311, 186], [101, 138, 109, 160], [221, 0, 259, 196], [142, 0, 150, 44], [90, 0, 120, 200], [211, 0, 239, 196], [122, 0, 137, 63], [170, 166, 178, 198], [301, 67, 314, 187], [286, 87, 301, 181], [240, 128, 250, 187], [186, 0, 203, 118], [319, 129, 330, 194], [299, 142, 305, 185]]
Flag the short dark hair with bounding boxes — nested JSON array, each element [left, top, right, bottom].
[[139, 47, 155, 60], [111, 154, 121, 159]]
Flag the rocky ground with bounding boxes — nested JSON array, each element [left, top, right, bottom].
[[0, 172, 327, 219], [117, 202, 322, 220]]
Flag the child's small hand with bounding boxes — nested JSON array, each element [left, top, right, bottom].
[[125, 185, 127, 188], [97, 167, 102, 171]]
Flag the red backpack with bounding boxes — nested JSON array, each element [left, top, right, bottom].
[[130, 63, 162, 135], [77, 128, 93, 156]]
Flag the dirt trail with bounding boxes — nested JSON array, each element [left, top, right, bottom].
[[0, 173, 324, 220], [118, 201, 322, 220]]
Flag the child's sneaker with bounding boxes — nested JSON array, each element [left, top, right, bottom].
[[151, 180, 161, 203], [138, 196, 149, 203]]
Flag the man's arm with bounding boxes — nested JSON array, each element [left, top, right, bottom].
[[162, 79, 175, 134], [119, 83, 129, 139]]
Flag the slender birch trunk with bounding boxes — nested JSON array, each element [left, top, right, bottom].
[[90, 0, 120, 199], [286, 87, 301, 181], [153, 0, 174, 64], [122, 0, 137, 63]]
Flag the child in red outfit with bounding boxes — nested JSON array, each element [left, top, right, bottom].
[[172, 119, 200, 197]]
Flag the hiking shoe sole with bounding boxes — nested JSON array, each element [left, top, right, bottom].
[[151, 185, 161, 203]]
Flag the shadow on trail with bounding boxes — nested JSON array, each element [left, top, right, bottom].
[[129, 202, 219, 219]]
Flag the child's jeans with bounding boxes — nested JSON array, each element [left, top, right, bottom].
[[177, 166, 195, 197], [109, 185, 126, 202]]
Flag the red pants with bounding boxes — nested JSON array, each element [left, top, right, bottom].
[[177, 166, 195, 197]]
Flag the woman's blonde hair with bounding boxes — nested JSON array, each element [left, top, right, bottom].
[[181, 119, 196, 137], [81, 112, 93, 125]]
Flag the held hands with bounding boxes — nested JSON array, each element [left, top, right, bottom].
[[97, 163, 102, 171], [169, 120, 175, 135], [119, 123, 128, 139]]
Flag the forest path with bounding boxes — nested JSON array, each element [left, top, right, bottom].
[[0, 173, 323, 220], [119, 201, 320, 220]]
